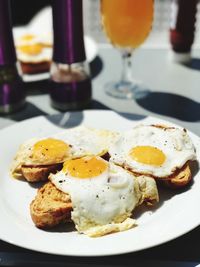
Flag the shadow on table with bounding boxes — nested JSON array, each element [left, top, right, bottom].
[[91, 100, 147, 120], [47, 100, 147, 128], [90, 56, 104, 79], [184, 57, 200, 71], [0, 102, 48, 121], [136, 91, 200, 122], [0, 97, 147, 126], [0, 99, 109, 124], [90, 99, 110, 110], [0, 99, 109, 123]]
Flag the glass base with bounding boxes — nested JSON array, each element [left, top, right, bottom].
[[104, 80, 150, 100]]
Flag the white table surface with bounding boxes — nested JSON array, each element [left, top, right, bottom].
[[1, 46, 199, 134]]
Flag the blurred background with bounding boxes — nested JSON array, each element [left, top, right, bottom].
[[10, 0, 200, 48]]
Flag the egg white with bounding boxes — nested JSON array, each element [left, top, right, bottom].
[[15, 34, 40, 47], [16, 47, 52, 63], [50, 160, 141, 237], [54, 126, 119, 158], [15, 33, 52, 63], [11, 126, 119, 176], [109, 125, 196, 178]]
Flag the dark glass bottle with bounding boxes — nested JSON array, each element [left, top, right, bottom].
[[170, 0, 198, 63], [0, 0, 25, 114], [50, 0, 92, 111]]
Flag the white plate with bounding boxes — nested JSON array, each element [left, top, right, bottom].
[[0, 110, 200, 256], [13, 6, 98, 82]]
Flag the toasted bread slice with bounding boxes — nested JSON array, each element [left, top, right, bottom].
[[126, 124, 194, 189], [21, 164, 63, 182], [20, 61, 50, 75], [30, 175, 159, 229], [30, 182, 72, 228], [160, 162, 192, 189], [151, 124, 193, 188], [131, 161, 193, 189]]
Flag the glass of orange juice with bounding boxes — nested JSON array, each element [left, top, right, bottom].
[[101, 0, 154, 99]]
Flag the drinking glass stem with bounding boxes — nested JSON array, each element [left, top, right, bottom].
[[120, 50, 133, 84]]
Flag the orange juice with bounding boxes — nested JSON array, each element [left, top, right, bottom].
[[101, 0, 153, 48]]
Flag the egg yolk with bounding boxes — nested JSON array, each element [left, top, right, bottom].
[[129, 146, 166, 166], [32, 138, 69, 164], [21, 34, 35, 41], [18, 44, 43, 55], [63, 156, 108, 178]]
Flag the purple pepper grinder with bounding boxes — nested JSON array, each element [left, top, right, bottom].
[[50, 0, 92, 111], [0, 0, 25, 114]]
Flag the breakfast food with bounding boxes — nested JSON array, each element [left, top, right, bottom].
[[160, 162, 192, 188], [11, 137, 69, 181], [10, 123, 198, 237], [11, 126, 119, 182], [14, 33, 52, 74], [20, 164, 63, 183], [30, 182, 72, 228], [31, 156, 158, 237], [109, 125, 196, 188]]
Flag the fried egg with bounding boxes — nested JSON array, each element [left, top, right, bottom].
[[15, 33, 53, 47], [11, 126, 119, 177], [15, 34, 40, 46], [15, 33, 52, 63], [109, 125, 196, 178], [54, 126, 119, 158], [49, 156, 143, 237]]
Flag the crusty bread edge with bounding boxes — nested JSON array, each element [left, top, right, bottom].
[[20, 163, 63, 182]]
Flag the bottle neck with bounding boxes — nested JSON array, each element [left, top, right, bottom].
[[0, 0, 17, 66], [170, 0, 197, 53], [175, 0, 197, 33], [52, 0, 86, 64]]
